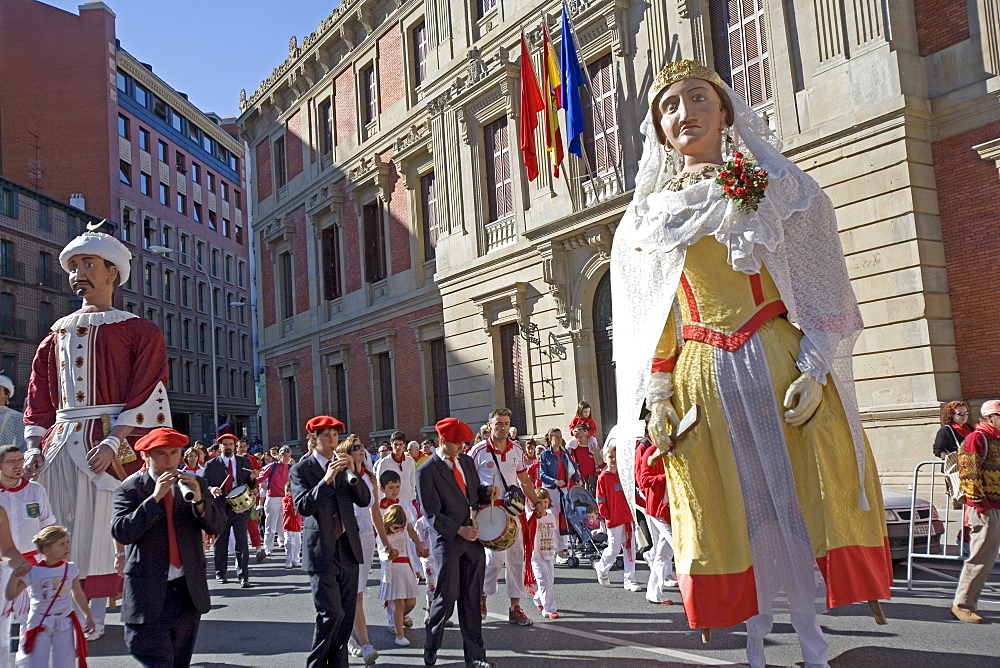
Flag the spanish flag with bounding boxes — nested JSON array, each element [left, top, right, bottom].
[[541, 22, 564, 178]]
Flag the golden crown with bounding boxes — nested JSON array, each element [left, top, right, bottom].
[[648, 60, 725, 106]]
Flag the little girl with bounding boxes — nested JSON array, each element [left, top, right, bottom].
[[282, 482, 302, 569], [378, 504, 420, 647], [528, 488, 559, 618], [7, 525, 93, 668], [568, 401, 599, 441]]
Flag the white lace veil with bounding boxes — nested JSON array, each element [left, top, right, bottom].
[[612, 80, 871, 512]]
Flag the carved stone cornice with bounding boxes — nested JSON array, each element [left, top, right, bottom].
[[974, 138, 1000, 180], [472, 283, 528, 336], [538, 242, 570, 329], [346, 153, 391, 210], [260, 216, 296, 263], [390, 122, 432, 189], [307, 185, 345, 221]]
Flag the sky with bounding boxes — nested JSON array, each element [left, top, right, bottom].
[[44, 0, 342, 117]]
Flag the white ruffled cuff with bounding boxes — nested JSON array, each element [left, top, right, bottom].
[[796, 336, 829, 385], [647, 372, 674, 403], [24, 425, 47, 440]]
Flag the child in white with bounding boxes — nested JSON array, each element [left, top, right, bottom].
[[7, 525, 93, 668], [378, 504, 420, 647], [412, 515, 438, 624], [530, 488, 560, 618]]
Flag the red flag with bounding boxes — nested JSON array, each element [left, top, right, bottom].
[[518, 34, 545, 181], [541, 23, 564, 178]]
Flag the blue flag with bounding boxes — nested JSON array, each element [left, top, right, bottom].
[[560, 7, 586, 158]]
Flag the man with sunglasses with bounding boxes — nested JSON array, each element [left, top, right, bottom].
[[0, 444, 56, 665]]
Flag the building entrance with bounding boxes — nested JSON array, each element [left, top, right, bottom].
[[593, 270, 616, 440]]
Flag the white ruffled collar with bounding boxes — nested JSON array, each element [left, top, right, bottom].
[[51, 309, 137, 331]]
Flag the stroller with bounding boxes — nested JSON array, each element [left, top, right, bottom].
[[560, 485, 609, 568]]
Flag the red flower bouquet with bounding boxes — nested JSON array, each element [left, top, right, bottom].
[[715, 151, 768, 211]]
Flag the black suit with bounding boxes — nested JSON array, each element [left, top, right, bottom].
[[290, 453, 371, 668], [416, 452, 493, 664], [112, 472, 225, 667], [203, 455, 256, 582]]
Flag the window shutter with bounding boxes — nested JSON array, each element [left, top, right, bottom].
[[583, 55, 620, 177], [715, 0, 771, 107], [484, 118, 512, 222]]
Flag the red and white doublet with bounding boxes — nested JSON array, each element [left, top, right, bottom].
[[24, 309, 169, 597], [469, 437, 528, 599]]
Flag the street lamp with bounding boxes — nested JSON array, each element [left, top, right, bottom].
[[150, 244, 246, 440]]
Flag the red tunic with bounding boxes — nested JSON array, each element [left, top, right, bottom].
[[568, 415, 599, 439], [596, 470, 631, 528], [24, 312, 169, 598], [282, 495, 302, 532], [636, 440, 670, 522]]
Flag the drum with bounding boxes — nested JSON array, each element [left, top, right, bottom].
[[226, 484, 254, 513], [475, 505, 517, 551]]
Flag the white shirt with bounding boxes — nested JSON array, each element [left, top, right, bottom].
[[533, 511, 558, 558], [374, 453, 416, 504], [0, 480, 55, 553], [22, 561, 79, 628], [147, 472, 184, 580], [469, 438, 524, 498]]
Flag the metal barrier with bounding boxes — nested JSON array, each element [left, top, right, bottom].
[[905, 459, 996, 593]]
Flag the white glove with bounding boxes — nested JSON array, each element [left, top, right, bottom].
[[649, 399, 680, 453], [783, 372, 823, 426]]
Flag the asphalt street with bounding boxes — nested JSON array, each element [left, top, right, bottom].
[[68, 550, 1000, 667]]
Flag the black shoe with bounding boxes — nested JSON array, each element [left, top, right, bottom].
[[466, 660, 496, 668], [216, 576, 228, 584], [423, 649, 437, 665], [240, 579, 251, 589], [255, 549, 267, 563]]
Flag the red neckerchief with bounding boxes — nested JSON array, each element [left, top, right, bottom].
[[183, 465, 200, 472], [391, 452, 406, 470], [974, 421, 1000, 439], [0, 478, 29, 493], [952, 423, 973, 439], [379, 497, 396, 510], [487, 436, 512, 462]]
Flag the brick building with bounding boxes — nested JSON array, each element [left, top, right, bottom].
[[0, 0, 258, 441], [0, 178, 108, 411], [240, 0, 999, 485]]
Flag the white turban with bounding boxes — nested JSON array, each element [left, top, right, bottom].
[[0, 374, 12, 400], [59, 232, 131, 286]]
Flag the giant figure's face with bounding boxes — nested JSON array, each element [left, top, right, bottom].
[[65, 253, 117, 301], [657, 78, 727, 158]]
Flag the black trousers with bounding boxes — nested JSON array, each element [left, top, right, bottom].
[[124, 578, 201, 668], [307, 536, 358, 668], [214, 507, 250, 580], [426, 537, 487, 663]]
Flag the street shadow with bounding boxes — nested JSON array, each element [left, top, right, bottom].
[[190, 619, 317, 657], [830, 646, 999, 667]]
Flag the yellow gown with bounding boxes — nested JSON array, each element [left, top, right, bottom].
[[652, 236, 893, 629]]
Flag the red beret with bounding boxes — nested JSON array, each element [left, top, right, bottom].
[[305, 415, 346, 434], [134, 428, 189, 452], [216, 433, 237, 444], [435, 417, 474, 444]]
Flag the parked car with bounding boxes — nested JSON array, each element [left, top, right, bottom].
[[881, 487, 945, 561]]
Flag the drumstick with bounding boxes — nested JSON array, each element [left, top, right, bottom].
[[243, 467, 255, 472], [221, 474, 231, 489]]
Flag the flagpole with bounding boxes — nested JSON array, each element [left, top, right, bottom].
[[561, 2, 625, 195], [538, 12, 572, 198]]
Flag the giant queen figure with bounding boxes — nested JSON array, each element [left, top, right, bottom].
[[23, 231, 170, 639], [612, 61, 893, 668]]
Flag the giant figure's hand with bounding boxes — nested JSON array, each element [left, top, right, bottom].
[[783, 372, 823, 426], [648, 399, 679, 455]]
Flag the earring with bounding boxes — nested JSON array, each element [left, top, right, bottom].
[[722, 129, 733, 157]]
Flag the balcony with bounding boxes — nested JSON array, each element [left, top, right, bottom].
[[484, 215, 516, 254], [0, 260, 25, 282], [580, 172, 623, 209], [37, 267, 59, 290], [0, 316, 27, 339]]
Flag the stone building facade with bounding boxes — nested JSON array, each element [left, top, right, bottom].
[[0, 0, 258, 441], [240, 0, 1000, 484]]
